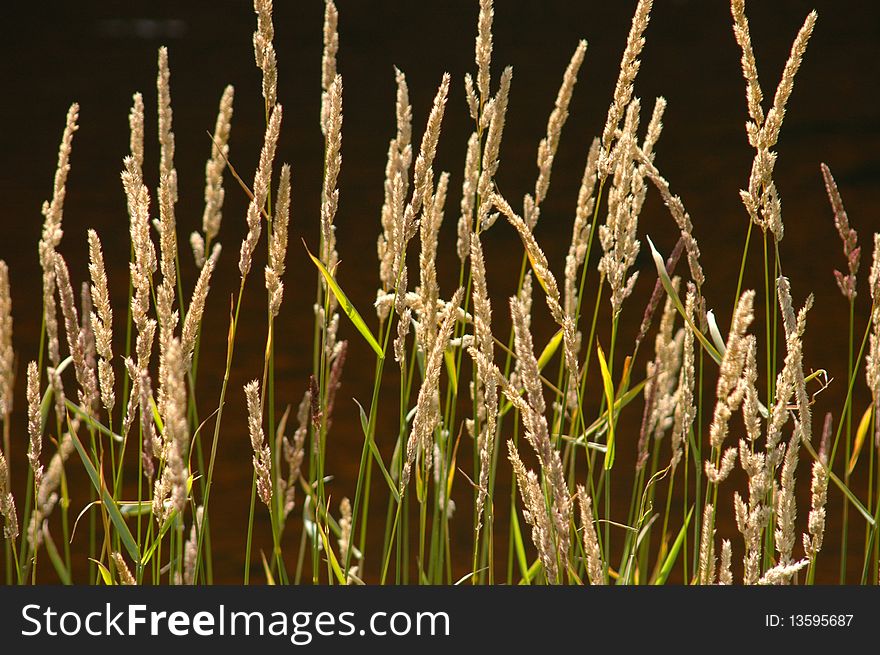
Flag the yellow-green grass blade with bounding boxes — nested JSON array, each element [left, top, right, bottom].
[[511, 509, 531, 585], [849, 404, 873, 476], [306, 243, 384, 358], [355, 399, 400, 504], [90, 558, 114, 585], [537, 328, 564, 370], [69, 426, 140, 563], [647, 236, 721, 365], [42, 525, 72, 585], [597, 344, 616, 470], [654, 506, 693, 585]]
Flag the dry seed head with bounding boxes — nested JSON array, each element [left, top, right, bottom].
[[803, 459, 828, 559], [503, 300, 571, 564], [42, 270, 60, 368], [394, 67, 413, 153], [735, 438, 770, 584], [378, 70, 413, 291], [129, 93, 145, 177], [470, 235, 497, 530], [27, 434, 79, 549], [401, 288, 463, 493], [281, 390, 310, 519], [80, 286, 98, 400], [0, 261, 12, 417], [245, 380, 272, 507], [267, 164, 291, 317], [125, 358, 156, 481], [639, 280, 682, 469], [758, 559, 809, 585], [254, 0, 278, 108], [698, 504, 716, 585], [508, 440, 558, 584], [123, 156, 156, 330], [870, 233, 880, 308], [762, 11, 817, 150], [0, 447, 18, 540], [775, 424, 802, 567], [46, 365, 66, 431], [708, 290, 754, 450], [416, 172, 449, 356], [26, 361, 43, 490], [113, 552, 137, 586], [33, 433, 74, 527], [718, 540, 733, 585], [479, 67, 512, 207], [705, 447, 737, 485], [321, 0, 339, 95], [599, 99, 642, 315], [535, 40, 587, 207], [39, 104, 79, 369], [821, 163, 859, 300], [510, 295, 545, 416], [411, 74, 451, 224], [54, 254, 99, 415], [181, 244, 220, 370], [577, 487, 605, 585], [202, 85, 235, 248], [869, 235, 880, 424], [475, 0, 493, 105], [40, 102, 79, 260], [240, 104, 282, 280], [730, 0, 765, 129], [87, 231, 112, 360], [157, 47, 177, 203], [338, 497, 352, 564], [190, 232, 206, 269], [776, 276, 813, 443], [154, 337, 189, 522], [321, 78, 342, 272], [565, 138, 599, 318], [394, 307, 412, 366], [88, 231, 115, 415], [741, 335, 761, 443], [670, 286, 696, 469], [182, 507, 202, 585], [324, 340, 348, 432], [456, 131, 481, 262], [600, 0, 653, 175]]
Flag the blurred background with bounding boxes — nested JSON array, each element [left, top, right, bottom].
[[0, 0, 878, 583]]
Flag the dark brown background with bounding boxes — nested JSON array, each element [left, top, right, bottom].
[[1, 0, 878, 583]]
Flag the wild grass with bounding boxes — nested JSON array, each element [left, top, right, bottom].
[[0, 0, 877, 586]]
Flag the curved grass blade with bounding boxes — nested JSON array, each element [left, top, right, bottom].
[[647, 236, 721, 365], [576, 378, 647, 442], [355, 399, 400, 503], [538, 328, 564, 370], [42, 524, 72, 585], [260, 551, 276, 585], [69, 427, 140, 563], [654, 506, 693, 585], [444, 348, 458, 390], [90, 558, 114, 585], [305, 241, 383, 358], [597, 344, 616, 470], [848, 404, 873, 476], [511, 510, 531, 585]]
